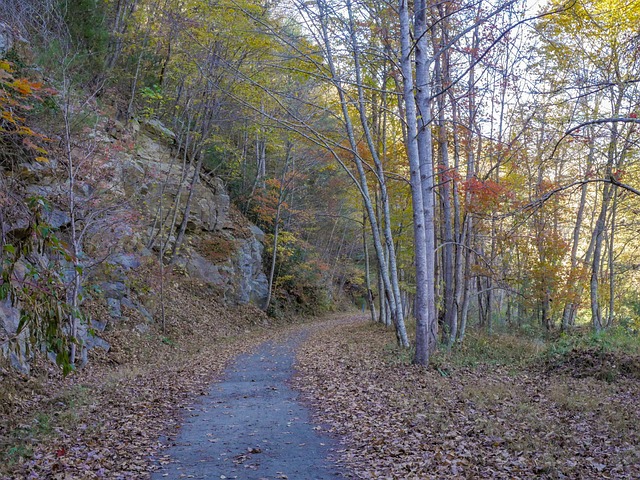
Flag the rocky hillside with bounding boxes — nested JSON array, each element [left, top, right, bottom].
[[1, 111, 269, 373], [0, 4, 359, 376]]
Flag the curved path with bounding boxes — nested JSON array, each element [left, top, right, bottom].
[[151, 330, 344, 479]]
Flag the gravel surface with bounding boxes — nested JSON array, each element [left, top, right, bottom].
[[151, 330, 345, 479]]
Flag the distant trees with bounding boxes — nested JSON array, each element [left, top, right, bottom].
[[2, 0, 640, 372], [534, 0, 640, 331]]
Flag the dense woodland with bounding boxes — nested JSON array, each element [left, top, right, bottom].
[[1, 0, 640, 477], [1, 0, 640, 365]]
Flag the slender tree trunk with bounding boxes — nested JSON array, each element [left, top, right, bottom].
[[329, 226, 349, 291], [590, 187, 610, 333], [105, 0, 139, 71], [378, 270, 389, 325], [607, 188, 618, 327], [433, 19, 456, 346], [561, 137, 593, 330], [345, 0, 407, 340], [363, 210, 377, 323], [591, 93, 623, 332], [126, 0, 161, 121], [399, 0, 435, 364], [450, 93, 463, 346], [171, 153, 204, 259], [415, 0, 438, 357], [459, 218, 472, 342], [62, 78, 81, 365], [265, 145, 291, 311]]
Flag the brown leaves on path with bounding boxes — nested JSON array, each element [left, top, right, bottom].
[[0, 278, 314, 479], [294, 319, 640, 479]]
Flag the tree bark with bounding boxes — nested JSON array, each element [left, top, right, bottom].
[[265, 144, 292, 311], [399, 0, 435, 365], [345, 0, 407, 336], [414, 0, 438, 358], [432, 14, 456, 346]]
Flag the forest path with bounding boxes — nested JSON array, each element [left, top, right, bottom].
[[151, 326, 346, 480]]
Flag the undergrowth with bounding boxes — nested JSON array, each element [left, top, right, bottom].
[[437, 331, 545, 368], [545, 326, 640, 357], [381, 321, 640, 379]]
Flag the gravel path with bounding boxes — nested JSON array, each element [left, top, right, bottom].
[[151, 330, 344, 479]]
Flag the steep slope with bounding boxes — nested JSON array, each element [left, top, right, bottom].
[[1, 112, 269, 373]]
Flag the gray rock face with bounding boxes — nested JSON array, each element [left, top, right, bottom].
[[122, 132, 267, 307], [44, 208, 72, 229], [235, 235, 269, 307], [122, 134, 230, 234], [90, 318, 107, 332], [0, 23, 14, 55], [100, 281, 128, 299], [142, 118, 176, 140], [1, 117, 270, 373], [0, 298, 30, 374], [109, 253, 141, 270], [1, 294, 113, 372], [249, 224, 266, 242], [192, 176, 230, 232], [182, 251, 229, 286], [78, 320, 111, 367], [179, 229, 268, 308], [122, 297, 154, 321], [106, 298, 122, 318], [1, 298, 20, 335], [84, 333, 111, 351]]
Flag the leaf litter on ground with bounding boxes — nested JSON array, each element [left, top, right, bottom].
[[0, 270, 335, 480], [293, 318, 640, 479], [5, 303, 640, 479]]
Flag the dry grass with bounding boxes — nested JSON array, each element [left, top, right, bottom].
[[197, 234, 238, 264]]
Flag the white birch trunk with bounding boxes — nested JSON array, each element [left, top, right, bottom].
[[413, 0, 438, 359], [317, 0, 408, 345], [399, 0, 434, 365]]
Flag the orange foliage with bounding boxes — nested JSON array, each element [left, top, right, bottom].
[[0, 60, 52, 158], [463, 177, 513, 213], [437, 164, 462, 184]]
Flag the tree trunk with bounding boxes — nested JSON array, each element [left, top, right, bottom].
[[607, 187, 618, 327], [561, 138, 592, 330], [363, 212, 377, 323], [171, 153, 204, 259], [265, 145, 291, 311], [432, 19, 456, 346], [399, 0, 436, 365], [345, 0, 407, 339]]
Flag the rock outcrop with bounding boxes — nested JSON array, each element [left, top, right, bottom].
[[1, 118, 269, 372], [0, 23, 15, 55], [0, 298, 29, 374], [121, 122, 269, 308]]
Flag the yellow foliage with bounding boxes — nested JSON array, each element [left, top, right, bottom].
[[11, 78, 32, 95]]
